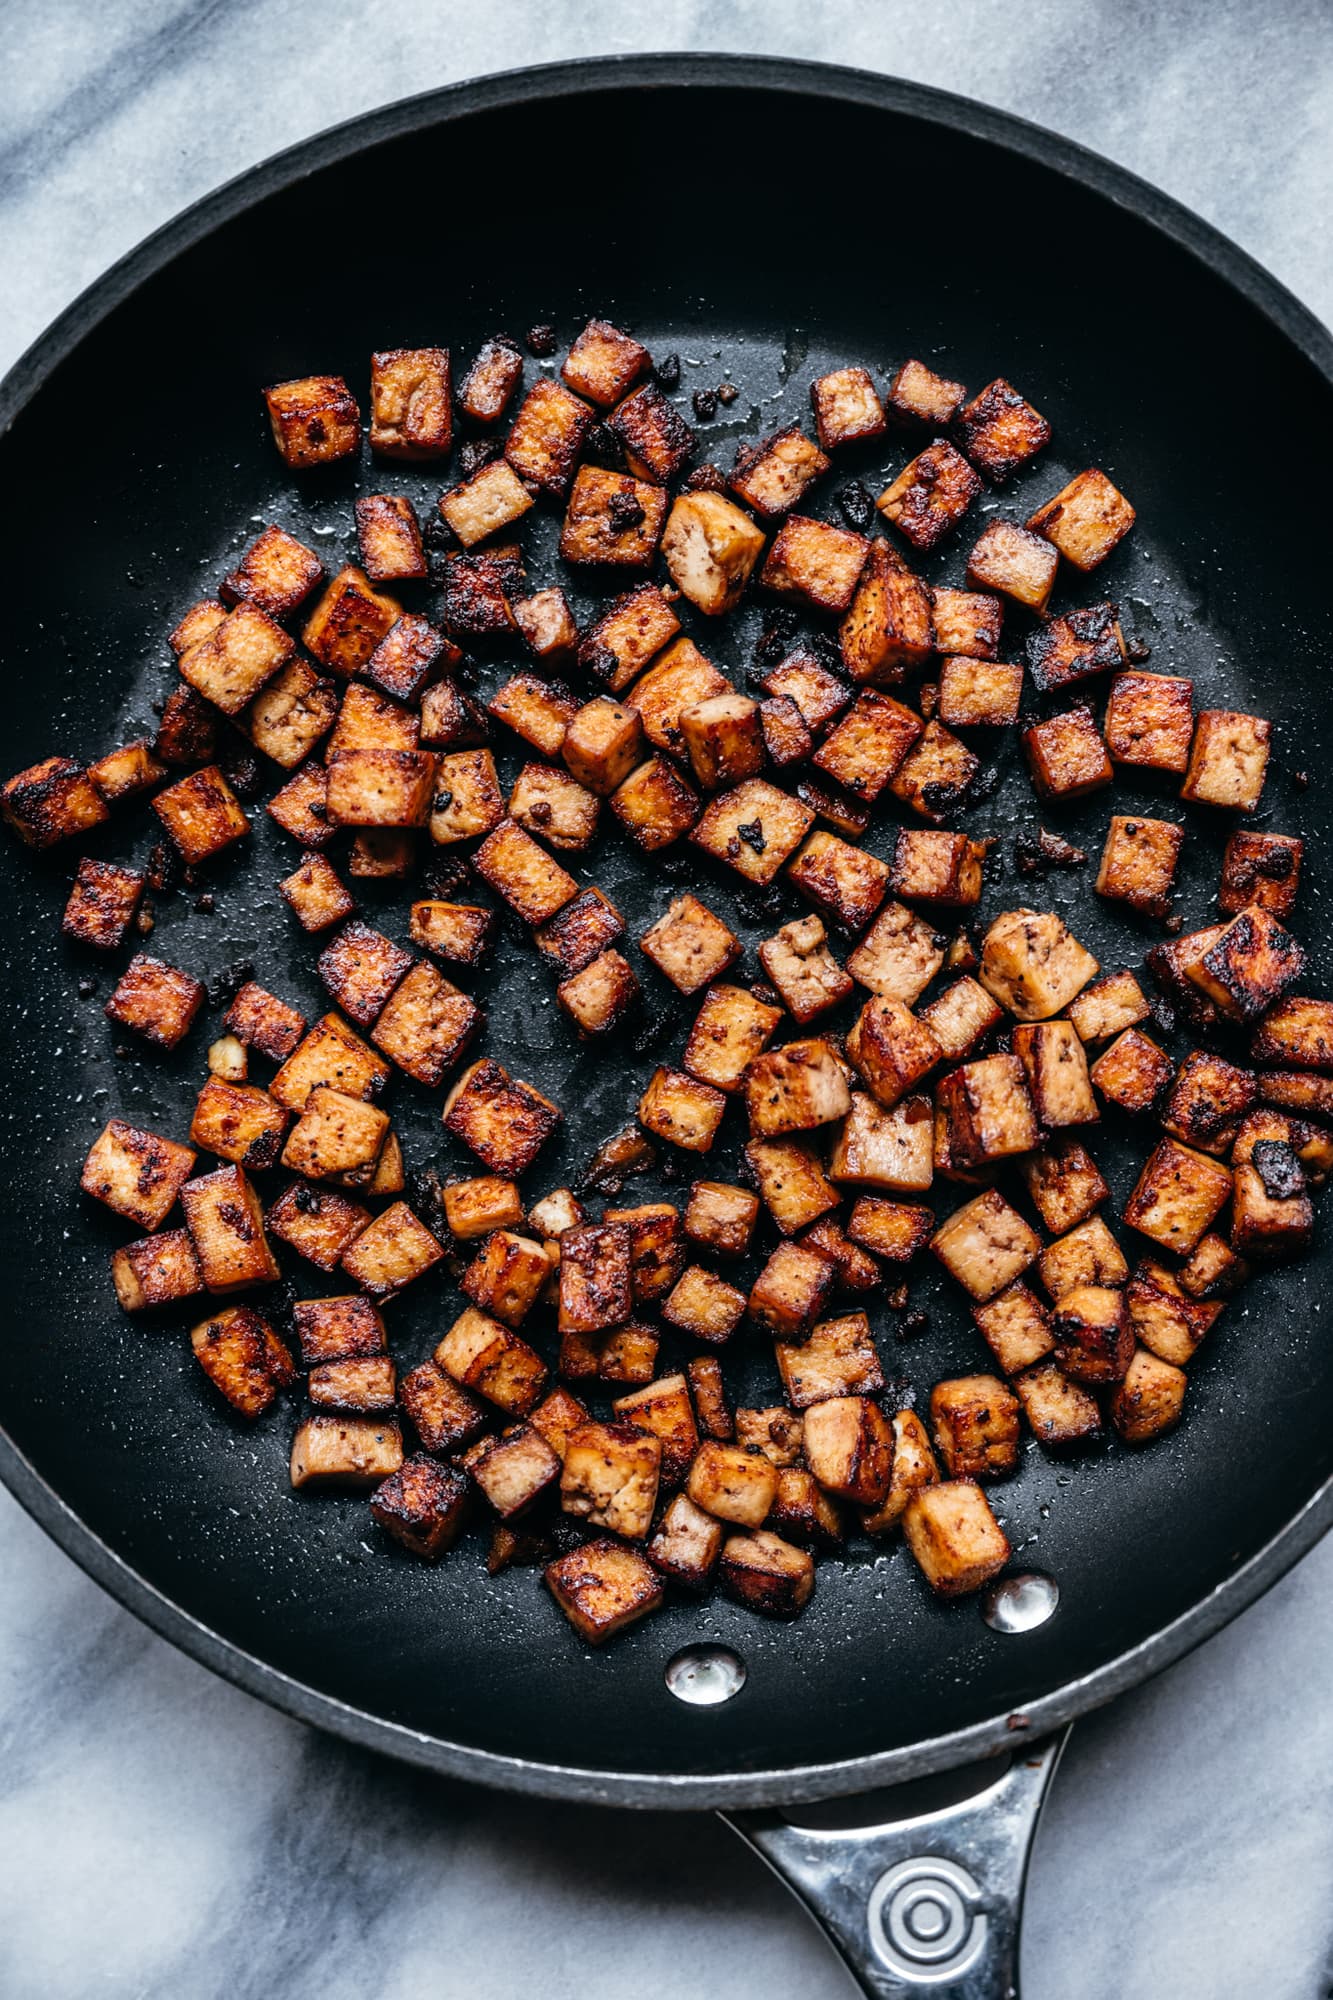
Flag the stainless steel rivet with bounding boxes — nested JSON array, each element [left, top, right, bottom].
[[664, 1644, 747, 1705], [982, 1571, 1060, 1634]]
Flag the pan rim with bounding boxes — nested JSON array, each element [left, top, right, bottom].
[[2, 50, 1331, 1809]]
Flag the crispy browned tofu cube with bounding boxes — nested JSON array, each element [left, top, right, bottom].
[[443, 1059, 561, 1176], [937, 1053, 1041, 1167], [191, 1305, 292, 1417], [369, 347, 451, 459], [442, 1175, 525, 1241], [1161, 1050, 1256, 1156], [488, 673, 579, 759], [265, 1181, 369, 1272], [930, 1374, 1021, 1481], [683, 984, 782, 1094], [504, 594, 575, 677], [747, 1240, 837, 1339], [980, 908, 1098, 1021], [291, 1294, 385, 1367], [264, 374, 359, 467], [930, 589, 1001, 665], [556, 949, 639, 1036], [270, 1012, 388, 1113], [837, 539, 934, 684], [556, 696, 641, 796], [301, 566, 400, 679], [418, 676, 489, 754], [266, 760, 332, 847], [503, 377, 593, 496], [1250, 995, 1333, 1071], [845, 997, 940, 1109], [972, 1281, 1056, 1375], [640, 893, 740, 993], [277, 851, 352, 935], [559, 1320, 661, 1387], [579, 596, 679, 707], [181, 1165, 279, 1293], [472, 818, 577, 925], [904, 1480, 1009, 1596], [1089, 1027, 1174, 1115], [245, 660, 338, 771], [154, 682, 219, 768], [220, 522, 322, 619], [373, 961, 479, 1086], [811, 691, 923, 806], [1067, 970, 1150, 1044], [545, 1536, 663, 1643], [1230, 1144, 1313, 1261], [887, 357, 967, 429], [610, 756, 701, 852], [774, 1309, 883, 1409], [601, 1202, 684, 1305], [1125, 1258, 1221, 1366], [891, 829, 986, 909], [761, 514, 869, 614], [730, 427, 830, 520], [561, 1420, 661, 1539], [811, 365, 886, 450], [470, 1426, 562, 1520], [559, 465, 668, 568], [308, 1354, 397, 1414], [966, 520, 1059, 614], [611, 378, 696, 481], [1012, 1021, 1098, 1130], [366, 605, 453, 703], [437, 458, 535, 549], [436, 1305, 547, 1415], [87, 737, 166, 807], [1014, 1361, 1102, 1447], [612, 1374, 700, 1489], [762, 647, 854, 731], [1039, 1215, 1128, 1298], [718, 1528, 815, 1618], [424, 748, 502, 846], [678, 1184, 756, 1264], [1109, 1346, 1187, 1444], [829, 1092, 935, 1192], [152, 763, 249, 864], [527, 1385, 591, 1461], [678, 693, 765, 792], [889, 719, 980, 824], [918, 976, 1002, 1064], [759, 914, 853, 1025], [1179, 1231, 1250, 1301], [692, 778, 815, 885], [937, 656, 1024, 729], [458, 335, 522, 425], [557, 1221, 632, 1336], [1095, 814, 1182, 918], [340, 1200, 443, 1297], [638, 1066, 726, 1153], [878, 439, 982, 551], [1027, 468, 1135, 570], [315, 921, 412, 1028], [860, 1409, 940, 1535], [1181, 709, 1271, 812], [845, 1197, 933, 1264], [625, 641, 730, 762], [62, 858, 144, 952], [557, 318, 648, 405], [1125, 1138, 1232, 1255], [442, 544, 524, 639], [397, 1359, 487, 1454], [685, 1440, 778, 1527], [354, 494, 426, 583], [1024, 601, 1126, 695], [1100, 680, 1195, 789], [746, 1136, 839, 1235], [957, 377, 1050, 482], [103, 953, 204, 1052], [932, 1188, 1040, 1302], [1023, 706, 1113, 802], [1189, 907, 1304, 1023], [765, 1464, 843, 1546], [290, 1413, 404, 1490], [190, 1076, 288, 1172], [1219, 829, 1300, 921], [110, 1227, 205, 1313], [509, 761, 601, 852], [647, 1492, 725, 1587], [408, 899, 494, 971], [802, 1395, 894, 1504], [168, 598, 226, 655], [746, 1038, 851, 1138], [327, 747, 435, 829], [327, 684, 421, 760], [733, 1406, 805, 1468], [371, 1456, 468, 1560], [846, 900, 945, 1004]]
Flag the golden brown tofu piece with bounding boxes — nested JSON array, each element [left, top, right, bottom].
[[489, 673, 579, 760], [1067, 970, 1151, 1044], [730, 426, 830, 520], [787, 832, 887, 936], [889, 719, 980, 825], [980, 908, 1098, 1021], [303, 566, 401, 678], [624, 639, 730, 760], [762, 646, 854, 730], [1230, 1155, 1313, 1261], [556, 697, 643, 801], [154, 684, 218, 768], [190, 1077, 288, 1172], [427, 748, 505, 845], [436, 1305, 546, 1417], [829, 1093, 935, 1193], [966, 520, 1059, 614], [847, 900, 946, 1003], [846, 997, 941, 1109], [684, 1180, 760, 1258], [265, 1184, 367, 1276], [371, 1456, 469, 1560], [932, 1188, 1040, 1302], [472, 818, 578, 924], [459, 1231, 552, 1329], [1095, 814, 1183, 917], [181, 1165, 279, 1293], [931, 585, 1001, 661], [838, 539, 934, 684], [340, 1200, 443, 1297], [308, 1354, 397, 1414], [220, 522, 322, 619], [280, 851, 354, 934], [802, 1395, 894, 1504], [687, 1440, 779, 1526], [1126, 1258, 1221, 1365], [560, 318, 649, 404], [861, 1409, 941, 1535], [247, 660, 339, 771], [1013, 1020, 1098, 1129], [315, 920, 412, 1028], [1024, 706, 1113, 802], [556, 949, 639, 1036], [887, 357, 966, 428], [264, 374, 359, 467], [938, 1054, 1041, 1168], [559, 465, 668, 568], [443, 1176, 526, 1241], [811, 365, 886, 450], [398, 1359, 487, 1455], [746, 1038, 851, 1138], [1027, 468, 1135, 570], [535, 886, 625, 979], [612, 380, 697, 482], [802, 1213, 881, 1293], [610, 755, 701, 852], [904, 1480, 1009, 1597], [747, 1240, 837, 1339], [761, 514, 869, 613], [152, 764, 249, 865], [326, 747, 435, 829], [110, 1228, 205, 1313], [505, 377, 594, 496], [545, 1537, 663, 1643], [443, 1060, 561, 1176], [372, 960, 480, 1086], [62, 859, 145, 952], [88, 736, 167, 805], [1220, 830, 1302, 920], [1161, 1050, 1257, 1156], [1179, 1231, 1250, 1301], [562, 1420, 661, 1539], [168, 598, 227, 655], [1125, 1139, 1232, 1254], [613, 1374, 700, 1488], [747, 1136, 841, 1235], [718, 1529, 815, 1618], [291, 1294, 385, 1367], [328, 681, 421, 758], [291, 1413, 404, 1489], [1108, 1347, 1187, 1444], [759, 914, 854, 1025], [659, 1264, 748, 1345], [638, 1065, 726, 1153], [845, 1197, 933, 1264], [1250, 996, 1333, 1071], [439, 458, 536, 548], [1039, 1215, 1128, 1298], [647, 1493, 725, 1588], [1105, 666, 1198, 774], [680, 693, 766, 791], [878, 439, 982, 551], [580, 583, 682, 693], [557, 1221, 633, 1336], [1188, 907, 1304, 1023], [930, 1374, 1021, 1480], [683, 984, 782, 1095], [774, 1310, 884, 1409], [367, 346, 452, 457], [409, 899, 494, 969], [1014, 1362, 1101, 1447], [1089, 1028, 1174, 1115], [469, 1426, 562, 1520], [957, 377, 1050, 480], [266, 761, 332, 848], [355, 494, 426, 583], [693, 779, 817, 885], [191, 1305, 293, 1418], [937, 657, 1024, 728], [734, 1406, 805, 1469], [813, 691, 923, 804], [510, 590, 578, 671], [973, 1282, 1056, 1375], [1181, 709, 1271, 812], [919, 976, 1003, 1063], [641, 892, 741, 993], [270, 1013, 388, 1113]]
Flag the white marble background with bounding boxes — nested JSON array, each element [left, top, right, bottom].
[[3, 5, 1333, 1997]]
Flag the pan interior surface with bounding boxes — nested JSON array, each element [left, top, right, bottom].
[[2, 65, 1331, 1796]]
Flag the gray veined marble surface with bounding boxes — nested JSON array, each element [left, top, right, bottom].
[[2, 5, 1332, 1997]]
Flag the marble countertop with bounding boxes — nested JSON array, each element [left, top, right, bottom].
[[3, 7, 1332, 1996]]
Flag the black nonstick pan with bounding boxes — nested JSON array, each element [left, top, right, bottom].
[[2, 54, 1331, 1999]]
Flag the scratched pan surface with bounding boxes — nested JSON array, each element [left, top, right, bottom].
[[2, 56, 1332, 1809]]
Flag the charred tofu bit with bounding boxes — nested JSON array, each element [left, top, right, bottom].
[[731, 427, 830, 520], [291, 1413, 404, 1490], [718, 1528, 815, 1618], [1188, 907, 1304, 1023], [371, 1456, 469, 1560], [398, 1359, 487, 1454], [562, 1420, 661, 1539], [747, 1136, 841, 1235], [505, 378, 594, 496], [813, 691, 923, 803], [191, 1077, 288, 1171], [369, 347, 451, 459], [811, 366, 886, 450], [938, 657, 1024, 729], [760, 914, 854, 1024], [931, 1375, 1021, 1480], [692, 780, 816, 886], [683, 984, 782, 1094], [1220, 830, 1302, 919], [685, 1179, 760, 1257], [355, 494, 426, 583], [919, 976, 1004, 1064], [638, 1066, 726, 1153], [264, 374, 359, 467], [443, 1060, 561, 1177], [904, 1480, 1010, 1597], [153, 764, 250, 864], [829, 1092, 935, 1193], [746, 1038, 851, 1137], [932, 1188, 1040, 1302], [847, 901, 946, 1004], [1013, 1021, 1098, 1129], [154, 686, 218, 769], [1181, 709, 1271, 812], [973, 1282, 1056, 1375], [761, 514, 870, 615], [191, 1306, 293, 1418], [878, 440, 982, 552], [846, 997, 941, 1109], [802, 1396, 894, 1504], [956, 378, 1050, 483], [559, 466, 668, 568], [775, 1310, 883, 1409], [980, 908, 1099, 1021], [1095, 815, 1183, 917], [63, 858, 145, 950], [1027, 468, 1135, 571], [105, 954, 205, 1052], [1026, 602, 1126, 696], [442, 546, 523, 638], [735, 1406, 805, 1467], [181, 1165, 280, 1293], [1090, 1027, 1174, 1114], [1124, 1139, 1232, 1254], [545, 1537, 663, 1644], [1109, 1347, 1187, 1444], [536, 886, 626, 979], [966, 520, 1059, 615], [747, 1240, 837, 1339], [1067, 970, 1151, 1044], [612, 380, 696, 483]]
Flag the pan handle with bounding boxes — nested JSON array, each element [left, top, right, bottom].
[[720, 1726, 1068, 1999]]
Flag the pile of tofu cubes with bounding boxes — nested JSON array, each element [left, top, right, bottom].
[[5, 315, 1323, 1646]]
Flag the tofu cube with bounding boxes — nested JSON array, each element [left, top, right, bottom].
[[545, 1538, 663, 1644], [930, 1374, 1022, 1480], [355, 494, 426, 582], [684, 1181, 759, 1257], [315, 921, 412, 1027], [1027, 468, 1135, 570], [718, 1529, 815, 1618], [472, 818, 577, 925], [181, 1165, 280, 1292], [1095, 814, 1183, 917], [366, 345, 452, 458], [439, 459, 536, 548], [811, 366, 886, 450], [774, 1310, 883, 1409], [904, 1481, 1010, 1597], [1181, 709, 1271, 811], [560, 318, 649, 404], [845, 997, 941, 1109], [746, 1136, 841, 1235], [1025, 602, 1127, 695], [1231, 1155, 1313, 1261], [973, 1282, 1056, 1374], [326, 748, 435, 828], [535, 886, 626, 978], [980, 908, 1099, 1021], [691, 779, 815, 885], [562, 1421, 661, 1539], [938, 657, 1024, 728], [610, 756, 701, 851], [611, 380, 696, 482], [759, 914, 854, 1024], [686, 1356, 734, 1441], [887, 358, 967, 428], [932, 586, 1002, 660], [1161, 1050, 1257, 1156], [813, 691, 923, 804], [747, 1240, 837, 1339], [409, 899, 494, 969], [371, 1457, 469, 1560], [302, 566, 401, 678], [761, 514, 870, 614], [1179, 1232, 1251, 1300], [221, 523, 323, 618], [88, 737, 167, 805], [647, 1493, 725, 1589], [762, 647, 854, 731], [470, 1427, 562, 1521], [730, 426, 830, 519], [1039, 1215, 1128, 1297], [637, 1066, 726, 1152], [557, 1222, 633, 1335], [441, 545, 524, 639], [457, 336, 523, 425], [878, 439, 982, 551], [1108, 1347, 1187, 1444], [504, 377, 594, 496], [191, 1306, 293, 1417], [889, 719, 979, 822], [190, 1077, 289, 1171], [829, 1093, 935, 1192], [956, 378, 1050, 481], [579, 583, 682, 692], [427, 748, 505, 845], [152, 764, 249, 863], [263, 374, 359, 467], [687, 1440, 780, 1526], [340, 1200, 444, 1297], [372, 961, 480, 1087], [802, 1396, 894, 1504], [1089, 1027, 1174, 1114], [966, 520, 1059, 614], [845, 1197, 934, 1264], [418, 675, 489, 753], [1189, 907, 1304, 1023], [559, 465, 668, 568], [443, 1060, 561, 1176], [1013, 1021, 1098, 1128], [557, 949, 639, 1036], [291, 1294, 385, 1366], [290, 1414, 405, 1490], [247, 660, 339, 770], [605, 1203, 686, 1304], [63, 858, 145, 950], [613, 1374, 700, 1488], [887, 829, 985, 908], [837, 541, 935, 684], [1220, 830, 1302, 919], [509, 761, 600, 852], [1101, 668, 1195, 773], [1067, 970, 1150, 1044], [511, 589, 578, 668], [308, 1355, 397, 1413], [847, 900, 946, 1003], [269, 1012, 388, 1113], [680, 694, 765, 791], [936, 1053, 1041, 1167], [488, 674, 580, 759], [436, 1305, 546, 1415], [398, 1360, 487, 1454], [683, 984, 782, 1094], [560, 696, 644, 796], [168, 599, 226, 655], [932, 1188, 1040, 1302], [105, 953, 205, 1051], [784, 833, 885, 937], [110, 1228, 205, 1313], [327, 683, 421, 760], [444, 1176, 526, 1240], [919, 976, 1003, 1063], [266, 762, 333, 848], [1124, 1139, 1233, 1254], [1013, 1362, 1102, 1448], [861, 1409, 942, 1535], [153, 685, 218, 768], [1250, 995, 1333, 1070], [1126, 1259, 1221, 1365], [746, 1038, 851, 1137], [1024, 706, 1113, 801], [734, 1406, 805, 1468], [265, 1182, 370, 1272], [625, 638, 730, 759], [641, 893, 741, 993], [280, 852, 354, 933]]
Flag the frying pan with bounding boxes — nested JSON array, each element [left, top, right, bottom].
[[2, 52, 1332, 1999]]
